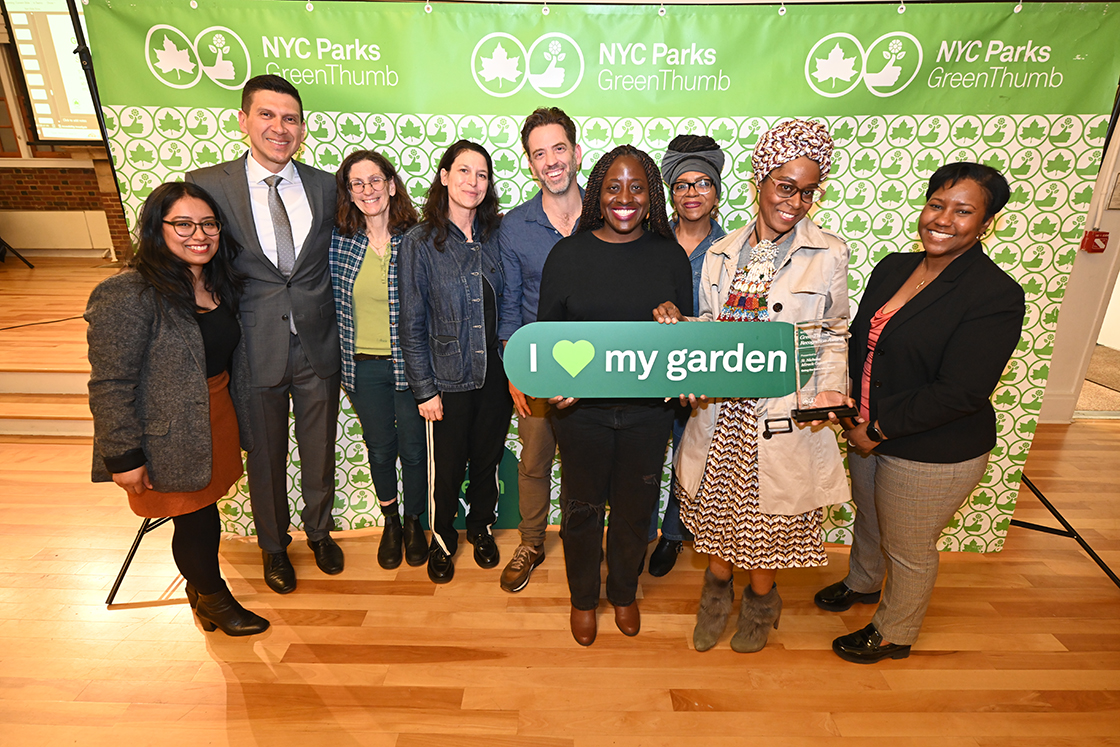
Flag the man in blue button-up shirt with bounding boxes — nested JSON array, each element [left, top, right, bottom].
[[496, 107, 583, 593]]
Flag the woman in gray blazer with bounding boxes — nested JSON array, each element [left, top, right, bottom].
[[86, 182, 268, 636]]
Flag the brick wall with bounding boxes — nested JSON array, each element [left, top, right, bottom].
[[0, 167, 132, 257], [0, 168, 101, 210]]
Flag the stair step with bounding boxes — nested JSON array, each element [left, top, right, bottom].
[[0, 393, 93, 436], [0, 370, 88, 394]]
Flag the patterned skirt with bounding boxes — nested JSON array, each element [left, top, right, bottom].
[[676, 397, 827, 570]]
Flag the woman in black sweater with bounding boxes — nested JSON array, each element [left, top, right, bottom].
[[538, 145, 692, 646]]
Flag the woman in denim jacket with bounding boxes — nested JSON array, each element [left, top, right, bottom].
[[399, 140, 511, 585]]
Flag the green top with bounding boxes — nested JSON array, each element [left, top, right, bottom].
[[353, 240, 391, 356]]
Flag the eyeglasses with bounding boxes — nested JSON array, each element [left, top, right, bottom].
[[671, 178, 714, 196], [163, 219, 221, 237], [767, 177, 820, 203], [348, 176, 388, 193]]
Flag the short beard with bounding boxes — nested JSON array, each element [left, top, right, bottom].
[[537, 159, 578, 197]]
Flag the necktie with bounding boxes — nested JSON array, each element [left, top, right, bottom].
[[265, 174, 296, 276]]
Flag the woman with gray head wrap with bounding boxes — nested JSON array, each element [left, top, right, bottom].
[[653, 118, 851, 654], [647, 135, 728, 578]]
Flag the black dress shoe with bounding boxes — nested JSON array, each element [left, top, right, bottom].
[[427, 542, 455, 584], [262, 550, 296, 594], [647, 537, 683, 577], [403, 515, 429, 566], [833, 623, 911, 664], [378, 516, 403, 570], [467, 530, 500, 569], [814, 580, 881, 612], [308, 535, 344, 575]]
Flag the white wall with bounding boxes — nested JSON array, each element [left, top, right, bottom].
[[1098, 272, 1120, 350], [0, 210, 112, 257]]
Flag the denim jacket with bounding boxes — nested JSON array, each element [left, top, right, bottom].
[[398, 219, 504, 401]]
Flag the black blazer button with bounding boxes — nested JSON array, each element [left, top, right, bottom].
[[772, 302, 783, 312], [286, 281, 292, 288], [282, 314, 289, 320], [874, 380, 882, 388]]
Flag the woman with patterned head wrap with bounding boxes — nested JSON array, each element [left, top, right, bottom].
[[654, 119, 851, 653], [646, 135, 728, 577]]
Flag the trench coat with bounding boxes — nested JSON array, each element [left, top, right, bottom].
[[674, 217, 851, 515]]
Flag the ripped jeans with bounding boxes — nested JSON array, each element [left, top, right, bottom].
[[552, 403, 675, 610]]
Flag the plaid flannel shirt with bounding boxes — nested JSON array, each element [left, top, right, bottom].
[[329, 228, 408, 392]]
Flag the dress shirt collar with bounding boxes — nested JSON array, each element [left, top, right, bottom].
[[245, 150, 300, 186]]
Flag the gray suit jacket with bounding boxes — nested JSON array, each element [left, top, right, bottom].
[[86, 271, 253, 491], [186, 154, 340, 387]]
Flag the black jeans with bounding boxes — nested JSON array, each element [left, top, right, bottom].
[[431, 348, 512, 556], [553, 403, 674, 610]]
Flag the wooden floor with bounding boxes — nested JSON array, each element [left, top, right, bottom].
[[2, 259, 1119, 746]]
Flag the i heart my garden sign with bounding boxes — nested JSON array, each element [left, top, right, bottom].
[[504, 321, 799, 399]]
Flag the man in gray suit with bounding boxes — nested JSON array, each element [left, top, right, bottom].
[[186, 74, 342, 594]]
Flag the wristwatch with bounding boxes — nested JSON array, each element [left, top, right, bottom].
[[866, 422, 884, 443]]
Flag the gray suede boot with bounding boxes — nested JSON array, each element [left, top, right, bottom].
[[693, 569, 734, 652], [730, 583, 782, 653]]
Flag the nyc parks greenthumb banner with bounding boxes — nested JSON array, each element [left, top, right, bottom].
[[84, 0, 1120, 551]]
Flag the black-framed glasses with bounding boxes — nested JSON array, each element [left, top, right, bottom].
[[348, 176, 388, 193], [671, 178, 715, 196], [163, 219, 221, 237], [767, 177, 820, 203]]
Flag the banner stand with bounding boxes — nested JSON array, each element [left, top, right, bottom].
[[105, 517, 173, 606], [1011, 475, 1120, 590]]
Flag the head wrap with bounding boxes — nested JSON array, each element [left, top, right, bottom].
[[660, 147, 725, 198], [750, 119, 834, 183]]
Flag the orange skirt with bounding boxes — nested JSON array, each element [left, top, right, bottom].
[[129, 370, 244, 519]]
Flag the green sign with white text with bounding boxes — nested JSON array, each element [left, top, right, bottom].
[[505, 321, 798, 399]]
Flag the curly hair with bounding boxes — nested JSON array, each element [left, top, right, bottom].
[[420, 140, 502, 251], [575, 145, 673, 240], [130, 181, 244, 316], [334, 150, 418, 238]]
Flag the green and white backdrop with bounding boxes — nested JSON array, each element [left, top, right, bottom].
[[85, 0, 1119, 551]]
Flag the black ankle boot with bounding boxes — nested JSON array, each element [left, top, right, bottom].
[[185, 583, 198, 609], [378, 508, 404, 570], [403, 515, 429, 566], [195, 587, 270, 636]]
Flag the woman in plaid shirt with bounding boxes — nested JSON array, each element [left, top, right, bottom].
[[329, 150, 428, 570]]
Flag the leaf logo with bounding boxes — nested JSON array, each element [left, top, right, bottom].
[[472, 32, 584, 99], [804, 32, 923, 99], [145, 25, 251, 91]]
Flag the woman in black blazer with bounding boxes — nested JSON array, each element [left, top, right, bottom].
[[814, 162, 1025, 663], [87, 182, 267, 636]]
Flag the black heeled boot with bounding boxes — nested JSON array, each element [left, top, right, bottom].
[[195, 587, 270, 636]]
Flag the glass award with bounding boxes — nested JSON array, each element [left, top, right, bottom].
[[791, 317, 859, 423]]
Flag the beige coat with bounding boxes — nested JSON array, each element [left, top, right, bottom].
[[674, 217, 851, 516]]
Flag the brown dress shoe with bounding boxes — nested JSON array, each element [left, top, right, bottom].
[[613, 601, 640, 636], [570, 606, 597, 646]]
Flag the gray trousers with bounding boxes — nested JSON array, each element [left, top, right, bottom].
[[515, 396, 564, 548], [246, 332, 341, 554], [845, 450, 989, 645]]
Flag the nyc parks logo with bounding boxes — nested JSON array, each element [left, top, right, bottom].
[[805, 32, 923, 98], [471, 32, 584, 99], [145, 25, 252, 90]]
